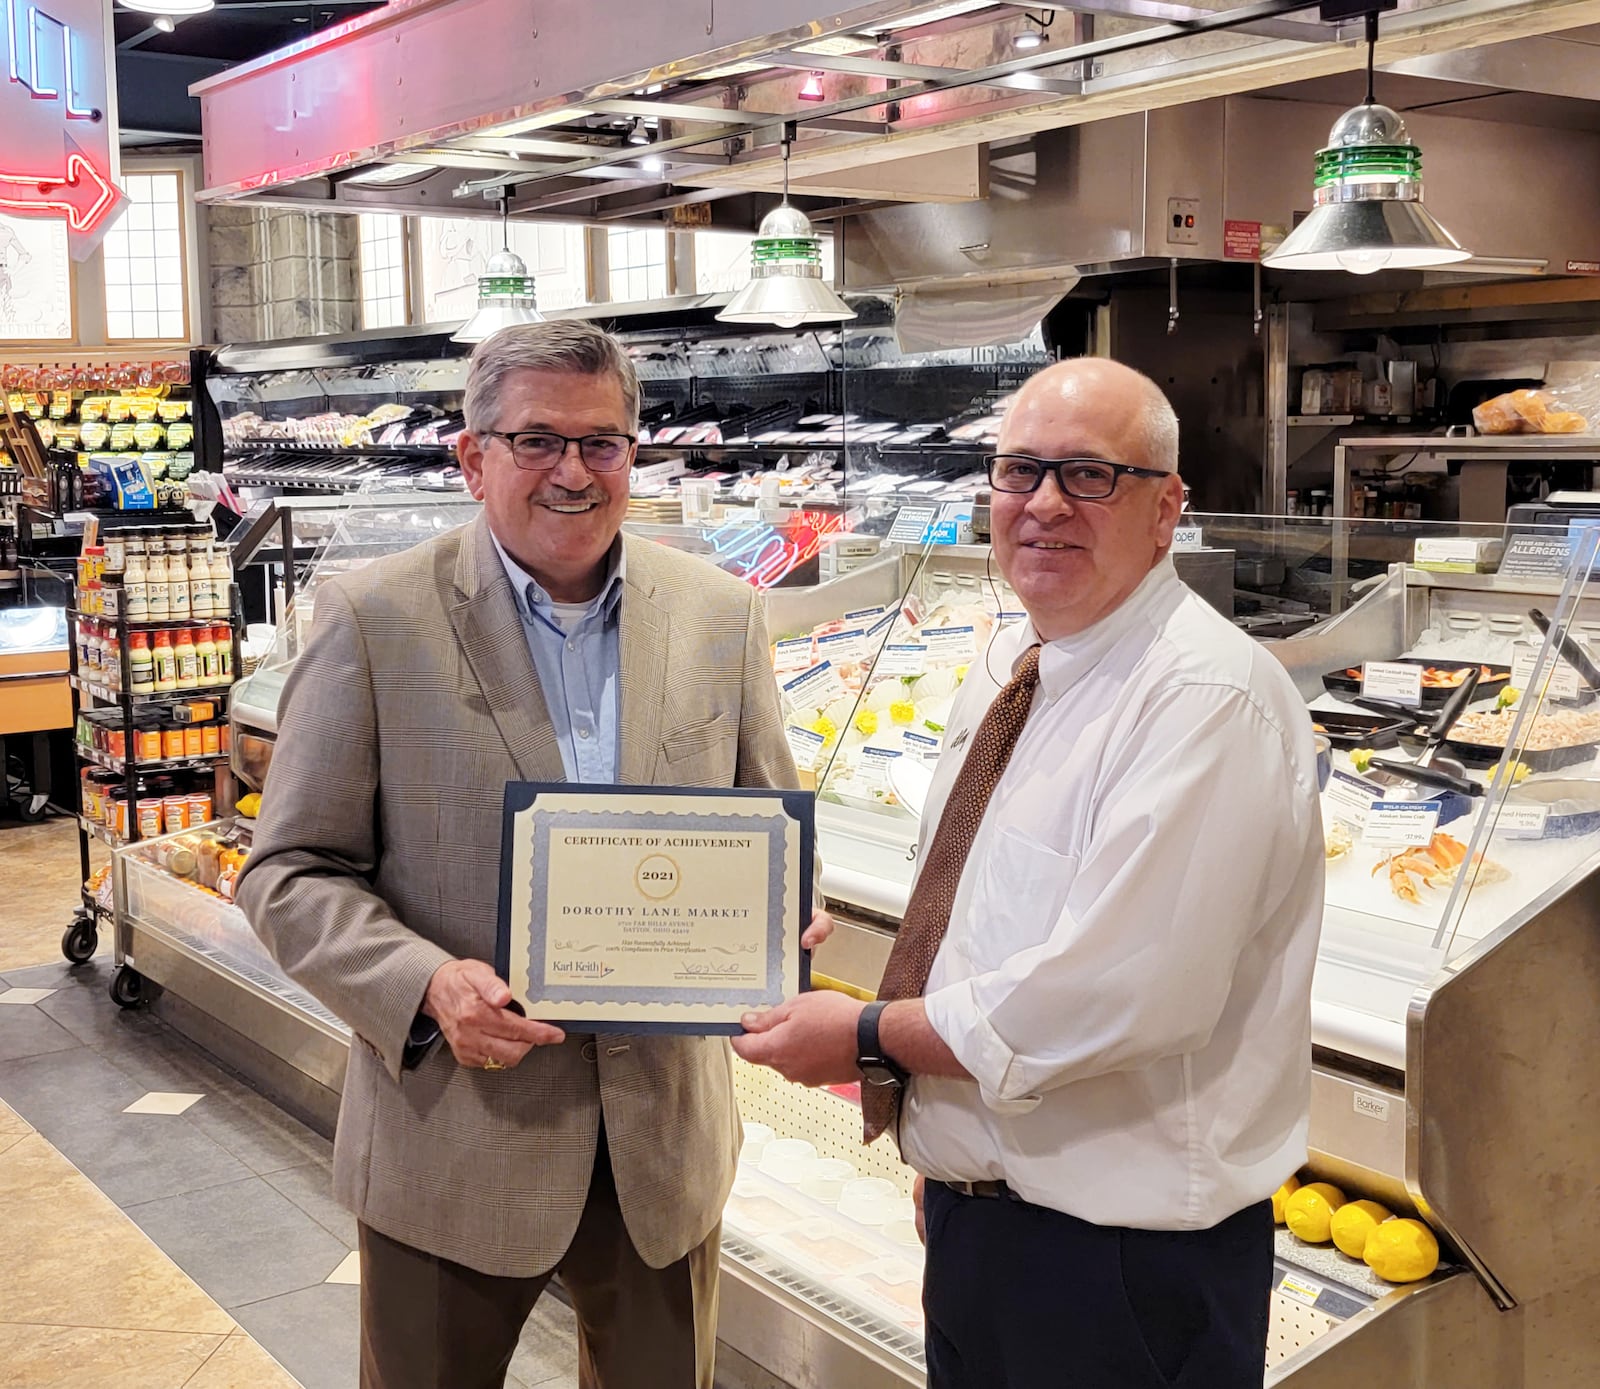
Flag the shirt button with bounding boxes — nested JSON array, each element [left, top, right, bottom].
[[578, 727, 590, 740], [567, 641, 576, 651]]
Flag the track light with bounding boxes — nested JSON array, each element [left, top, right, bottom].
[[798, 71, 826, 102], [152, 13, 175, 29], [625, 119, 650, 147], [1013, 10, 1050, 50]]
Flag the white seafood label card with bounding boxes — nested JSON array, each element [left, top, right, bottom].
[[1361, 661, 1423, 706]]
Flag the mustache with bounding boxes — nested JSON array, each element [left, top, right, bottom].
[[530, 486, 608, 506]]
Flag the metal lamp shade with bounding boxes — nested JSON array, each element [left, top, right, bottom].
[[1264, 199, 1469, 275], [717, 204, 855, 327], [1263, 102, 1470, 275], [451, 248, 543, 344]]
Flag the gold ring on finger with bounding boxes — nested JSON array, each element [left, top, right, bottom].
[[482, 1058, 505, 1071]]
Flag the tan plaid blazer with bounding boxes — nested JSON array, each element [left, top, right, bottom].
[[237, 513, 800, 1276]]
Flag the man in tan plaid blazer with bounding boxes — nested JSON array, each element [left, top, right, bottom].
[[238, 321, 824, 1389]]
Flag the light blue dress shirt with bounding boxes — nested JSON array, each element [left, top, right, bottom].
[[490, 533, 623, 784]]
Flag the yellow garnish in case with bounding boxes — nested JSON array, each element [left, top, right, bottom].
[[1497, 686, 1521, 710], [889, 700, 917, 725], [1350, 747, 1376, 773], [853, 709, 879, 736], [809, 715, 838, 746], [955, 664, 970, 682], [1490, 760, 1532, 786]]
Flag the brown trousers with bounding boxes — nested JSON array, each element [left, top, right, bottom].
[[358, 1130, 721, 1389]]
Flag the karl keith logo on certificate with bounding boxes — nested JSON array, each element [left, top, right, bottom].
[[497, 785, 814, 1034]]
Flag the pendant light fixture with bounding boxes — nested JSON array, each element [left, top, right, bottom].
[[717, 124, 856, 329], [1262, 11, 1469, 276], [451, 191, 543, 344]]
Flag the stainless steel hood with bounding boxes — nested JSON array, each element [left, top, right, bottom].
[[843, 92, 1600, 289], [192, 0, 1600, 239]]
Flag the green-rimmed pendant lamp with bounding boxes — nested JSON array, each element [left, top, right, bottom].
[[718, 124, 856, 328], [452, 193, 543, 344], [1263, 14, 1469, 276]]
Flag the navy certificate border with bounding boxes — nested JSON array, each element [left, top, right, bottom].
[[496, 782, 815, 1034]]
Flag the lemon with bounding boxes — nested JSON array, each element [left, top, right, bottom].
[[1284, 1182, 1346, 1243], [1497, 686, 1521, 710], [1350, 748, 1375, 773], [1271, 1175, 1301, 1224], [889, 700, 917, 725], [235, 793, 262, 819], [808, 715, 838, 746], [1363, 1218, 1439, 1283], [853, 709, 879, 736], [1330, 1199, 1392, 1259]]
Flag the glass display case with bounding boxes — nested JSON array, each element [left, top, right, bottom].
[[120, 421, 1600, 1386]]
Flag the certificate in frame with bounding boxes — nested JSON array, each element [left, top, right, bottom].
[[496, 783, 815, 1033]]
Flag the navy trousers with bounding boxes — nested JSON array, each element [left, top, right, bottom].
[[922, 1182, 1274, 1389]]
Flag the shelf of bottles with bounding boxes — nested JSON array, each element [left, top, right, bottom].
[[69, 522, 240, 847]]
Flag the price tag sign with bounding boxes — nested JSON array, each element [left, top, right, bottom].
[[876, 643, 928, 678], [924, 626, 978, 663], [1171, 525, 1204, 552], [781, 661, 846, 712], [785, 725, 826, 772], [1277, 1274, 1326, 1309], [1363, 799, 1443, 849], [1362, 661, 1424, 707], [817, 628, 868, 665], [1510, 640, 1584, 701], [845, 606, 887, 627], [997, 610, 1028, 626], [1495, 802, 1550, 840], [903, 729, 941, 759], [772, 637, 813, 675], [865, 610, 898, 643], [1324, 770, 1386, 829], [858, 746, 902, 787]]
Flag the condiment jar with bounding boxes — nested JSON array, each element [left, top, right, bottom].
[[167, 549, 191, 621], [152, 629, 177, 692]]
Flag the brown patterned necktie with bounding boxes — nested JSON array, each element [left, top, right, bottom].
[[863, 643, 1042, 1143]]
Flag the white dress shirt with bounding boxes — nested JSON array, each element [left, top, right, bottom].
[[900, 556, 1324, 1231]]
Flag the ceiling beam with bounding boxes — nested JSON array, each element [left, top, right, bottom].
[[770, 46, 1082, 94], [1061, 0, 1340, 43], [1382, 35, 1600, 103]]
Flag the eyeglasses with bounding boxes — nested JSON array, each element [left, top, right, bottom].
[[987, 454, 1169, 499], [482, 430, 637, 473]]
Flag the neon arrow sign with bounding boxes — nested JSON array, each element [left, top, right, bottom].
[[0, 148, 116, 231], [2, 0, 121, 256]]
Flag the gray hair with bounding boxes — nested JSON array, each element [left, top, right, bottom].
[[463, 320, 641, 434], [1138, 390, 1181, 475]]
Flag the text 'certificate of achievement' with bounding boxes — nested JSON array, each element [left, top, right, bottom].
[[496, 784, 815, 1033]]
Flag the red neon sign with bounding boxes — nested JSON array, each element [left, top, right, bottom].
[[0, 149, 116, 232]]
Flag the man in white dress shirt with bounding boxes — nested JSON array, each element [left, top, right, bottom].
[[733, 358, 1324, 1388]]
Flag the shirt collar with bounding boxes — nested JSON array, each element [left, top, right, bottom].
[[1004, 556, 1181, 699], [489, 530, 626, 627]]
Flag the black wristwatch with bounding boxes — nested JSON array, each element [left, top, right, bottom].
[[857, 1001, 910, 1090]]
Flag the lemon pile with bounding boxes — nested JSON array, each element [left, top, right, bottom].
[[1271, 1175, 1440, 1283]]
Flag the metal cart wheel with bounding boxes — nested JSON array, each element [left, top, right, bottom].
[[108, 966, 145, 1010], [61, 913, 98, 964]]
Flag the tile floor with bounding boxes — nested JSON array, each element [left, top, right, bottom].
[[0, 815, 584, 1388]]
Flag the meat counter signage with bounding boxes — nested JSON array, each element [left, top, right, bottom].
[[2, 0, 122, 257]]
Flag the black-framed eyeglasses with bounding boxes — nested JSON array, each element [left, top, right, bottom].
[[987, 454, 1169, 499], [482, 430, 637, 473]]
